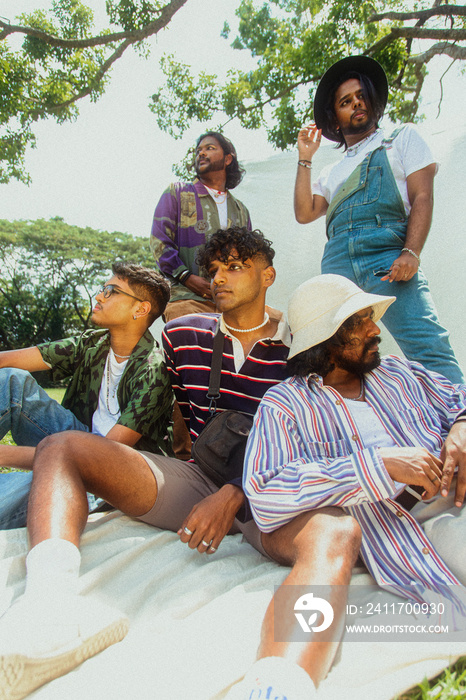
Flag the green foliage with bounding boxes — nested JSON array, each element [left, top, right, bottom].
[[152, 0, 466, 151], [0, 217, 152, 349], [106, 0, 164, 30], [151, 55, 220, 138], [396, 656, 466, 699], [2, 1, 466, 181], [0, 0, 186, 183]]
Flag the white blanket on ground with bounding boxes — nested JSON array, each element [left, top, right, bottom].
[[1, 507, 465, 700]]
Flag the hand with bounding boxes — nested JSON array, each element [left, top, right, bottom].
[[381, 251, 419, 283], [379, 446, 443, 500], [184, 274, 212, 300], [440, 421, 466, 507], [178, 484, 245, 554], [297, 123, 322, 161]]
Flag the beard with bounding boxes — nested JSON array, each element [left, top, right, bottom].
[[341, 113, 377, 137], [194, 156, 226, 177], [333, 337, 381, 375]]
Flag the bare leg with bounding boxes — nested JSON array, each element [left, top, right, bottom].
[[259, 508, 361, 687], [28, 431, 158, 547]]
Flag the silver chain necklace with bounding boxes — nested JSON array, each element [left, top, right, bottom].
[[346, 129, 379, 157], [347, 378, 364, 401], [105, 353, 122, 415]]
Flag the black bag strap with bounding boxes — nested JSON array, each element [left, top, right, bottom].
[[207, 320, 225, 417]]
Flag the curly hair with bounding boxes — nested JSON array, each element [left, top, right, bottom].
[[195, 132, 245, 190], [321, 71, 386, 150], [286, 313, 363, 377], [197, 227, 275, 275], [112, 261, 170, 324]]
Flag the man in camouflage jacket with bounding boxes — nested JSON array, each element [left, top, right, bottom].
[[0, 262, 174, 528]]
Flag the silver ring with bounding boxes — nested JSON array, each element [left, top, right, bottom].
[[183, 526, 193, 536], [201, 540, 211, 547], [208, 545, 217, 552], [432, 475, 440, 482]]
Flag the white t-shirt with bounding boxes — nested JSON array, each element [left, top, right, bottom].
[[92, 349, 128, 437], [312, 124, 437, 216], [204, 185, 228, 228], [346, 398, 405, 496]]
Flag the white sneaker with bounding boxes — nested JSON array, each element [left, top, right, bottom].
[[225, 681, 288, 700], [0, 593, 129, 700]]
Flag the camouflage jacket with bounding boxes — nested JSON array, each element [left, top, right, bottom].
[[38, 329, 174, 455]]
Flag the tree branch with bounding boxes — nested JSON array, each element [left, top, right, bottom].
[[390, 27, 466, 41], [365, 26, 466, 61], [9, 0, 189, 113], [45, 37, 134, 111], [369, 4, 466, 22], [238, 76, 320, 115], [0, 0, 188, 46], [0, 19, 136, 45], [407, 41, 466, 63]]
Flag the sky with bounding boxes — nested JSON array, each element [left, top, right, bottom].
[[1, 0, 271, 237], [1, 0, 466, 239]]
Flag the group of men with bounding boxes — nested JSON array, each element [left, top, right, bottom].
[[1, 55, 466, 700]]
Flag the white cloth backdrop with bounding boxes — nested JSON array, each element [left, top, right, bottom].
[[1, 498, 465, 700]]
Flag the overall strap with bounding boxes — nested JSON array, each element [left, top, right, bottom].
[[207, 320, 225, 417], [326, 147, 383, 226], [381, 124, 407, 148]]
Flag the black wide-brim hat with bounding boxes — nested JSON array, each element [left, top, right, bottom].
[[313, 55, 388, 142]]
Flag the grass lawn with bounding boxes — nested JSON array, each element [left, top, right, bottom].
[[0, 388, 464, 698]]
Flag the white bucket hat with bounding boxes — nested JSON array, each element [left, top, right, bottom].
[[288, 274, 395, 359]]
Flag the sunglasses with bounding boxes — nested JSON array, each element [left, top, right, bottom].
[[96, 284, 143, 303]]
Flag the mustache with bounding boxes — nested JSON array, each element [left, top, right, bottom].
[[365, 337, 380, 352]]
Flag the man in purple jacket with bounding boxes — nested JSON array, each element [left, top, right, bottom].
[[150, 132, 251, 322]]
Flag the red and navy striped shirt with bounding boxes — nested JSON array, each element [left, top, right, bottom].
[[162, 312, 290, 443]]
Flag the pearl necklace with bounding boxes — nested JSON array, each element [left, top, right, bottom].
[[346, 129, 379, 157], [347, 378, 364, 401], [224, 313, 269, 334]]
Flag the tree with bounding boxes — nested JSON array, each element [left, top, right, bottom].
[[0, 0, 188, 184], [151, 0, 466, 151], [0, 217, 153, 350], [2, 1, 466, 183]]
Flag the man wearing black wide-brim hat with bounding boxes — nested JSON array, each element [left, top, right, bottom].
[[294, 55, 463, 385]]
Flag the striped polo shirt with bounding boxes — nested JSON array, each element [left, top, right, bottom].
[[162, 311, 291, 442]]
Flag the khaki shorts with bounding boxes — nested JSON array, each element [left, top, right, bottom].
[[137, 452, 268, 558], [162, 299, 216, 323]]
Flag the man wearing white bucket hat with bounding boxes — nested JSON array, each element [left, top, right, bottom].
[[294, 55, 463, 384], [243, 273, 466, 698]]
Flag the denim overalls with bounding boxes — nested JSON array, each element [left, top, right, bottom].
[[321, 134, 463, 383]]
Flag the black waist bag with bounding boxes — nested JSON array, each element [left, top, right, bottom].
[[191, 323, 253, 487], [191, 409, 253, 487]]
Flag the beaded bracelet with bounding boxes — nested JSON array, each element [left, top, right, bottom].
[[298, 160, 312, 169]]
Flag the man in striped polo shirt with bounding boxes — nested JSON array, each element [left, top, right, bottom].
[[0, 229, 361, 699]]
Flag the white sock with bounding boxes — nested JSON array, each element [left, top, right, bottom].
[[25, 538, 81, 600], [242, 656, 317, 700]]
